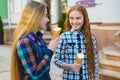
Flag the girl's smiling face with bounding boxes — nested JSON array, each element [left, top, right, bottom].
[[69, 10, 84, 31]]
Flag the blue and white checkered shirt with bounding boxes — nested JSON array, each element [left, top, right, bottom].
[[54, 29, 99, 80]]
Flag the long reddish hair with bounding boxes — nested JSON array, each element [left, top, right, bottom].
[[65, 4, 95, 79]]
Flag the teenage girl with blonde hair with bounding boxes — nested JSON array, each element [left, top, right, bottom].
[[54, 4, 99, 80], [11, 0, 59, 80]]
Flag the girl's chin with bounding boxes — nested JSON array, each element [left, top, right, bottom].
[[74, 28, 82, 31], [39, 27, 46, 30], [73, 28, 80, 30]]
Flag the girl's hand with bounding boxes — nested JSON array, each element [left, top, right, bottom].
[[95, 77, 100, 80], [48, 37, 59, 52], [70, 63, 82, 72]]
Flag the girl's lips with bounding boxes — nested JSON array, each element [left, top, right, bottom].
[[73, 25, 78, 28]]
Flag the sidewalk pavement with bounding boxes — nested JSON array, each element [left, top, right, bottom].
[[0, 45, 11, 80], [0, 45, 62, 80]]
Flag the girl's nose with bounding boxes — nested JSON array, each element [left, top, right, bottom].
[[47, 18, 49, 22], [73, 19, 77, 24]]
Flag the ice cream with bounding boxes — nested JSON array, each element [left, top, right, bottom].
[[76, 53, 84, 64], [52, 27, 61, 40]]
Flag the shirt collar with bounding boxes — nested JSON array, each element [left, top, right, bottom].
[[36, 31, 43, 38], [28, 31, 43, 41], [70, 28, 84, 36]]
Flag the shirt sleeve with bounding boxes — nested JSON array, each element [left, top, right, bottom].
[[54, 34, 66, 68], [16, 37, 53, 79], [92, 36, 100, 78]]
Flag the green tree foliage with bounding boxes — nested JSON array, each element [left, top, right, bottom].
[[0, 16, 4, 44], [57, 13, 66, 33], [0, 16, 3, 29], [0, 16, 3, 36]]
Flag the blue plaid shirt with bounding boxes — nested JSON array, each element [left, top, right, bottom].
[[16, 32, 53, 80], [54, 29, 99, 80]]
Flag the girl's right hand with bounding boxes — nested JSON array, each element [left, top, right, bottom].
[[48, 37, 59, 52]]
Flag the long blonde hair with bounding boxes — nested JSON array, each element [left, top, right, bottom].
[[65, 4, 95, 79], [11, 1, 46, 80]]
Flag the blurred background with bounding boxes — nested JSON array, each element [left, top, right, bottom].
[[0, 0, 120, 80]]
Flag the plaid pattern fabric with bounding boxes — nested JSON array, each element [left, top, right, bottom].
[[54, 29, 99, 80], [16, 31, 53, 80]]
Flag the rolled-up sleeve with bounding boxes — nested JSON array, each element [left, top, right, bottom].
[[54, 35, 66, 68]]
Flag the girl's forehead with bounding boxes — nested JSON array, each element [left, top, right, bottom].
[[70, 10, 82, 13], [69, 10, 83, 16]]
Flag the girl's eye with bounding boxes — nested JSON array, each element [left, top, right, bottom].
[[70, 17, 74, 19], [45, 15, 48, 17], [76, 17, 81, 19]]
